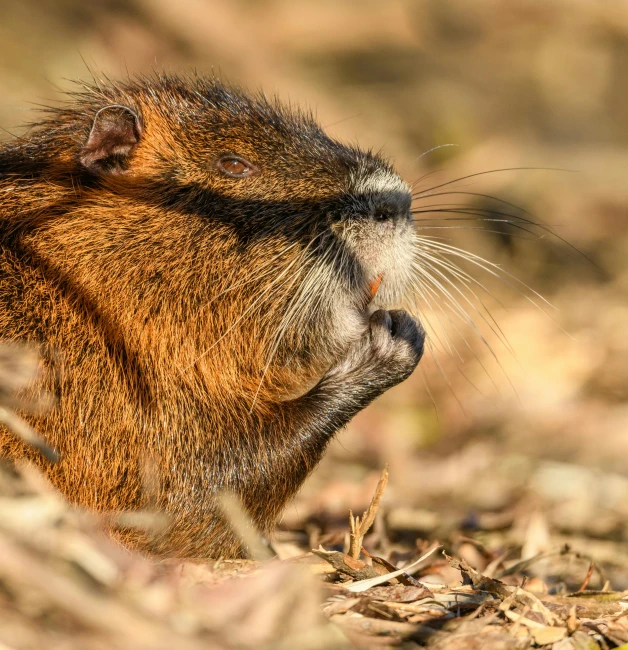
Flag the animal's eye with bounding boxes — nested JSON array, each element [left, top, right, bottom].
[[216, 155, 257, 178]]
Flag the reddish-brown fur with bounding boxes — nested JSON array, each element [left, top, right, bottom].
[[0, 74, 423, 558]]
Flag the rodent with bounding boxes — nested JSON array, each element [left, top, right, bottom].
[[0, 74, 424, 558]]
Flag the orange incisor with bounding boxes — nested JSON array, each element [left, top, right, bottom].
[[369, 274, 383, 299]]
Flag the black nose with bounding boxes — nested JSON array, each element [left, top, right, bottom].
[[370, 191, 412, 223]]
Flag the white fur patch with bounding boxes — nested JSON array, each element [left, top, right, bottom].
[[353, 169, 410, 195]]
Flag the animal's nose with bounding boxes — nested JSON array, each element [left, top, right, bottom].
[[370, 191, 412, 224]]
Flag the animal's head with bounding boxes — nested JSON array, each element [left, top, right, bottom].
[[2, 73, 547, 399], [38, 75, 419, 384]]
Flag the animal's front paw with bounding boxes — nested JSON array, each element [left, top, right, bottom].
[[291, 310, 426, 448], [328, 309, 425, 398], [366, 309, 425, 385]]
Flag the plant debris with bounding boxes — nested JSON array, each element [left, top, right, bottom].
[[2, 2, 628, 645], [0, 451, 626, 649]]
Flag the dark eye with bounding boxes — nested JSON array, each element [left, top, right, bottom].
[[216, 155, 257, 178]]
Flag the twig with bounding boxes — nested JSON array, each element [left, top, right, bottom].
[[577, 562, 595, 593], [348, 466, 388, 560], [312, 548, 380, 581]]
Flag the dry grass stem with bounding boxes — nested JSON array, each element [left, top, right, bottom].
[[348, 465, 388, 560]]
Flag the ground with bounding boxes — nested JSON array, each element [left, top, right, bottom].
[[1, 0, 627, 648]]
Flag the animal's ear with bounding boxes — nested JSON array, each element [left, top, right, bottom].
[[80, 104, 142, 175]]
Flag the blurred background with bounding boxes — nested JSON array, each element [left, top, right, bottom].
[[2, 0, 627, 584]]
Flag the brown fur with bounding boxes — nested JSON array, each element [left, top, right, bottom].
[[0, 74, 423, 558]]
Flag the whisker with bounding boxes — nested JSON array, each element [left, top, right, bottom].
[[410, 168, 445, 191], [416, 144, 459, 160], [407, 277, 461, 358], [417, 361, 440, 417], [249, 236, 342, 410], [424, 337, 469, 413], [411, 269, 510, 396], [410, 265, 503, 393], [414, 243, 512, 332], [412, 224, 543, 241], [183, 232, 326, 372], [411, 191, 595, 267], [418, 238, 556, 318], [411, 207, 551, 240], [414, 190, 536, 217], [406, 168, 586, 404], [412, 255, 507, 357], [428, 337, 490, 400], [413, 166, 574, 197]]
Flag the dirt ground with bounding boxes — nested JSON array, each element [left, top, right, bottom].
[[0, 1, 627, 648]]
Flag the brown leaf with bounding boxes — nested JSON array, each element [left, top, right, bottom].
[[365, 584, 433, 603], [449, 557, 512, 599]]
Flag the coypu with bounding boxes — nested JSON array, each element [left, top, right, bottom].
[[0, 74, 425, 558]]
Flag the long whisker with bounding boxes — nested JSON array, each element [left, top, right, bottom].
[[413, 251, 507, 351], [423, 337, 469, 413], [406, 271, 461, 358], [412, 224, 544, 241], [411, 260, 502, 371], [411, 205, 552, 236], [406, 168, 588, 405], [414, 242, 511, 329], [410, 265, 513, 396], [247, 240, 341, 411], [410, 168, 444, 190], [414, 190, 537, 218], [409, 209, 558, 390], [409, 274, 497, 396], [409, 256, 495, 365], [412, 190, 596, 267], [204, 226, 313, 307], [182, 234, 324, 372], [413, 213, 547, 242], [413, 167, 574, 196], [416, 237, 555, 313]]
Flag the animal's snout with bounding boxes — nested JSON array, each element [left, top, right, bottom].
[[370, 190, 412, 225], [370, 192, 411, 223]]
